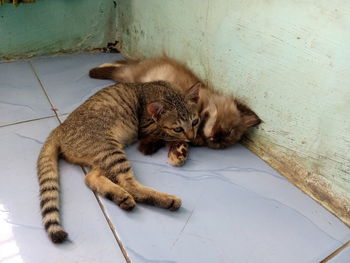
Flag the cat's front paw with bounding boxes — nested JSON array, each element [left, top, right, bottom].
[[168, 152, 187, 166], [138, 137, 165, 155], [138, 144, 159, 155], [168, 142, 188, 167]]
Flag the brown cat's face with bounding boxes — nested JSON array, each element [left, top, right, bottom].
[[201, 97, 261, 149], [147, 84, 200, 142]]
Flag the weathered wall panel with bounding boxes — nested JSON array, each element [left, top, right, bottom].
[[0, 0, 116, 59], [116, 0, 350, 225]]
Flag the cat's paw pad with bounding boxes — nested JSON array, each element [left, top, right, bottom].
[[119, 195, 136, 211], [166, 196, 182, 211]]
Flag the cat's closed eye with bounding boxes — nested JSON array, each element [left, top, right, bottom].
[[192, 119, 199, 126]]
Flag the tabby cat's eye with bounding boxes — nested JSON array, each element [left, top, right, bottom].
[[192, 119, 199, 126], [173, 127, 184, 133]]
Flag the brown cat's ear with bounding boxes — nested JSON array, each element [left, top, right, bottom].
[[147, 102, 164, 120], [185, 82, 202, 103], [242, 112, 261, 128], [236, 100, 261, 128]]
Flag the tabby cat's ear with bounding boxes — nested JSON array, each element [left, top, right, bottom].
[[185, 82, 202, 103], [147, 102, 164, 120]]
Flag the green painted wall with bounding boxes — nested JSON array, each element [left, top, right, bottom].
[[116, 0, 350, 223], [0, 0, 116, 59]]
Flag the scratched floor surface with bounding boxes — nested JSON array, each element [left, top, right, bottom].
[[0, 53, 349, 263]]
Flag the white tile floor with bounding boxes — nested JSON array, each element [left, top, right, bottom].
[[328, 246, 350, 263], [0, 53, 349, 263]]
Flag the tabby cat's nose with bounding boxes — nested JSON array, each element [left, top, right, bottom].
[[186, 130, 195, 140]]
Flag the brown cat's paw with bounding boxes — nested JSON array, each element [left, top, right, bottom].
[[168, 142, 188, 167], [166, 196, 182, 211], [138, 143, 159, 155], [138, 138, 165, 155], [119, 195, 136, 211]]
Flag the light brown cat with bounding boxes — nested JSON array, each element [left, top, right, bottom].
[[89, 56, 261, 166], [37, 81, 199, 243]]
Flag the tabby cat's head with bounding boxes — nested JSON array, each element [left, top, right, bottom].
[[147, 83, 201, 142]]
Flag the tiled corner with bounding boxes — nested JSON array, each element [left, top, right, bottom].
[[30, 53, 122, 115], [0, 61, 53, 126], [100, 144, 350, 263], [0, 117, 126, 263]]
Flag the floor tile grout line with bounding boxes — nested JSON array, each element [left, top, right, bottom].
[[93, 191, 132, 263], [80, 166, 132, 263], [28, 61, 61, 120], [320, 240, 350, 263], [28, 54, 128, 261], [28, 60, 131, 263], [27, 59, 130, 260], [0, 115, 59, 128], [53, 100, 131, 262]]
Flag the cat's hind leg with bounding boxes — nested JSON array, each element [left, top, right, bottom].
[[89, 66, 117, 80], [85, 168, 136, 211], [89, 63, 134, 82], [95, 143, 181, 211], [117, 173, 182, 211]]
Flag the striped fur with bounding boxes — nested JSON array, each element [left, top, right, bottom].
[[37, 81, 199, 243], [37, 130, 67, 243], [89, 56, 261, 166]]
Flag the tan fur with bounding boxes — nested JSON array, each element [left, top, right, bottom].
[[37, 81, 199, 243], [99, 63, 121, 68], [89, 56, 261, 165], [167, 142, 189, 167], [111, 57, 198, 90]]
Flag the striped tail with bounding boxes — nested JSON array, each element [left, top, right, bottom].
[[37, 131, 68, 243]]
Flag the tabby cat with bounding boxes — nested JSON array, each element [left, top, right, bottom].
[[37, 81, 199, 243], [89, 56, 261, 166]]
